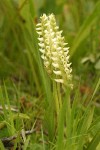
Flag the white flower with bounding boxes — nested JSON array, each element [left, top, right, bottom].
[[36, 14, 73, 88]]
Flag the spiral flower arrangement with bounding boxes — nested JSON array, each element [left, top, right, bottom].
[[36, 14, 73, 88]]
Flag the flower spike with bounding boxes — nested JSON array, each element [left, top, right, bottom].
[[36, 14, 73, 88]]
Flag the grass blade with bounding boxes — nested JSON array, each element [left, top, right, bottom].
[[87, 131, 100, 150], [70, 1, 100, 58]]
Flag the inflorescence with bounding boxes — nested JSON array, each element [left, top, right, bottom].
[[36, 14, 73, 88]]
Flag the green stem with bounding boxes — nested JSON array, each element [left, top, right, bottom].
[[57, 83, 62, 109], [53, 81, 59, 116], [65, 87, 71, 149]]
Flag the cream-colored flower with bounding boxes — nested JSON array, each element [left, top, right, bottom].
[[36, 14, 73, 88]]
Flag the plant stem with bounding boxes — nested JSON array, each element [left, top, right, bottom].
[[65, 87, 71, 149], [57, 83, 62, 109], [53, 81, 59, 116]]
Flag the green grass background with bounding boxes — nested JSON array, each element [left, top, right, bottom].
[[0, 0, 100, 149]]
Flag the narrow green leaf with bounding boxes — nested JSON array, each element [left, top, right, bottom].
[[56, 96, 67, 150], [87, 132, 100, 150], [0, 140, 5, 150], [70, 1, 100, 58]]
